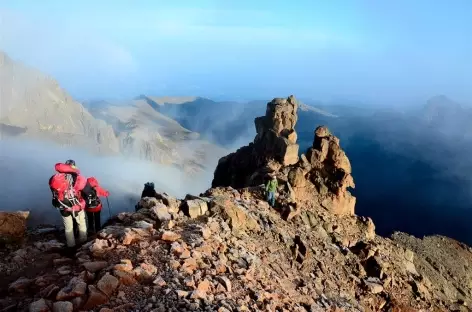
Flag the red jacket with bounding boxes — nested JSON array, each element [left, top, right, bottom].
[[84, 177, 109, 213]]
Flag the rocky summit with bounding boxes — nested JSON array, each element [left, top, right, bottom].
[[1, 96, 472, 312], [212, 95, 355, 216]]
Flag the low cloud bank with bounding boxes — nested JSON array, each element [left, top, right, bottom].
[[0, 138, 211, 227]]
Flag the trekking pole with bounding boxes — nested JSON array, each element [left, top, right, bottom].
[[106, 197, 112, 220]]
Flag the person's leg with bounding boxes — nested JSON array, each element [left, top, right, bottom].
[[74, 210, 88, 244], [267, 192, 273, 207], [86, 211, 94, 233], [94, 211, 102, 232], [270, 192, 276, 207], [61, 212, 75, 247]]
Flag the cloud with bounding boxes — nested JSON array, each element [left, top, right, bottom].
[[141, 8, 356, 49], [0, 8, 138, 81]]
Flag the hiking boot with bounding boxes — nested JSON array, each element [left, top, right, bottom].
[[61, 245, 79, 258]]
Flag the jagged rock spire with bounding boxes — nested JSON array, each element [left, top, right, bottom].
[[212, 95, 355, 216], [253, 95, 300, 166], [212, 95, 300, 188], [304, 126, 356, 215]]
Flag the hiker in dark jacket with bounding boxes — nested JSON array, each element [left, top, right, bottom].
[[135, 182, 157, 211], [265, 175, 278, 207], [141, 182, 157, 198]]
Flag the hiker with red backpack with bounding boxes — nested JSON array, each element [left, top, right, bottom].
[[81, 177, 109, 234], [49, 160, 88, 248]]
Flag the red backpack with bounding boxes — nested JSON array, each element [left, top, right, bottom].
[[49, 173, 76, 201]]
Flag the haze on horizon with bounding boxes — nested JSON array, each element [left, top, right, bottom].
[[0, 0, 471, 105]]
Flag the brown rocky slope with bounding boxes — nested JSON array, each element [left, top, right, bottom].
[[0, 96, 471, 312], [0, 51, 119, 154]]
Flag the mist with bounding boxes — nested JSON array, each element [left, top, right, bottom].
[[293, 99, 472, 245], [142, 97, 265, 149], [0, 137, 212, 227]]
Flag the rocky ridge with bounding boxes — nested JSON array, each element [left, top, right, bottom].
[[0, 96, 471, 312]]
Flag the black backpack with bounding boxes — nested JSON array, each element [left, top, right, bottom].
[[81, 182, 101, 208]]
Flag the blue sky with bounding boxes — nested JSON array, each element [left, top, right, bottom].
[[1, 0, 471, 104]]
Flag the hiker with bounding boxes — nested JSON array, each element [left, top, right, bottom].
[[49, 160, 88, 248], [265, 174, 278, 207], [136, 182, 157, 211], [141, 182, 157, 198], [81, 177, 109, 234]]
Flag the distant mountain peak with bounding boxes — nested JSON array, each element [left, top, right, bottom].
[[298, 101, 338, 117], [0, 50, 8, 65], [136, 95, 203, 106], [421, 95, 472, 134], [424, 95, 463, 114]]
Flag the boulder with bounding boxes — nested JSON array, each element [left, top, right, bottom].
[[113, 270, 138, 286], [0, 211, 30, 243], [8, 277, 32, 293], [83, 261, 108, 273], [132, 220, 154, 229], [153, 276, 167, 287], [133, 263, 158, 282], [83, 285, 108, 310], [161, 231, 181, 242], [137, 197, 160, 210], [217, 276, 232, 292], [52, 301, 73, 312], [363, 278, 384, 294], [288, 167, 306, 187], [114, 259, 133, 272], [56, 277, 87, 300], [121, 227, 152, 245], [210, 197, 260, 233], [89, 238, 114, 256], [155, 192, 181, 211], [150, 203, 172, 221], [97, 273, 119, 297], [183, 199, 208, 219], [29, 298, 51, 312]]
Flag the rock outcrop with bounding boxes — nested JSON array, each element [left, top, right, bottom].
[[254, 96, 300, 166], [212, 96, 300, 189], [0, 211, 30, 244], [212, 95, 355, 215], [293, 126, 356, 215]]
